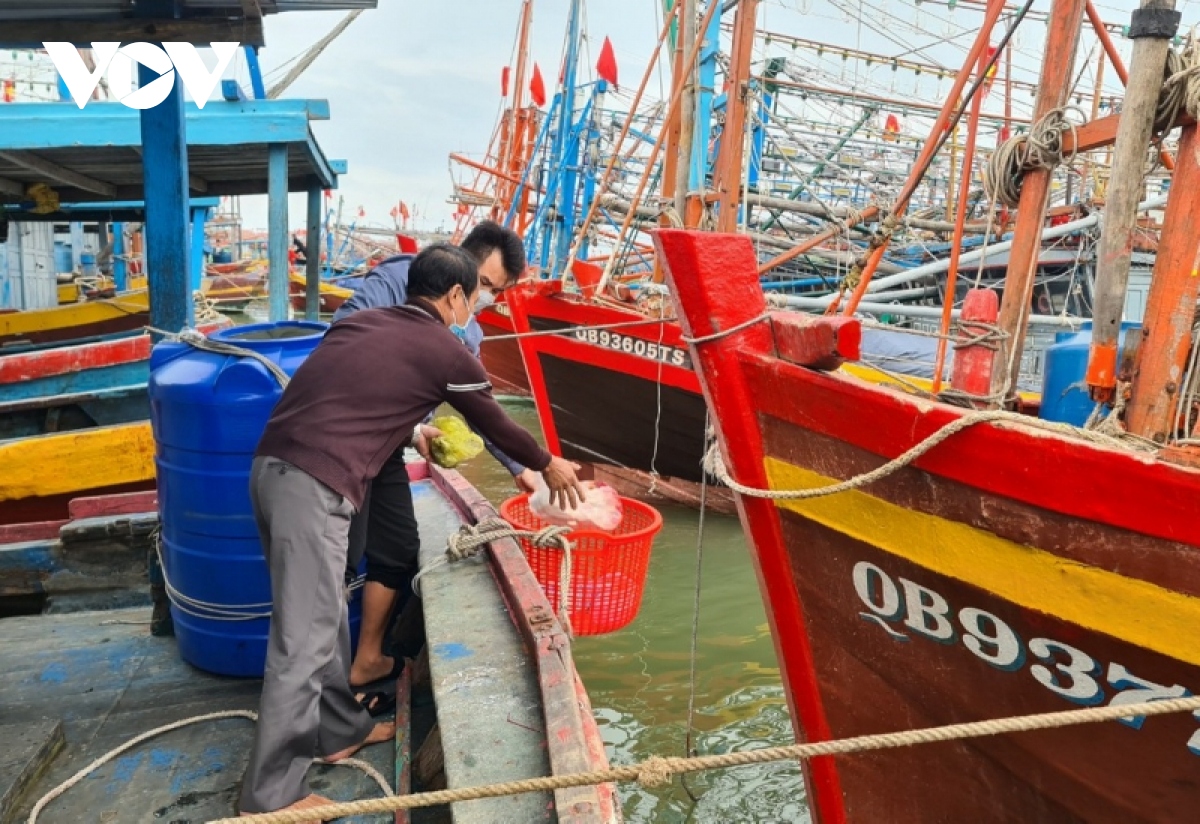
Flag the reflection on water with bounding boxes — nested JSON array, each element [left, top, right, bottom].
[[454, 400, 808, 823]]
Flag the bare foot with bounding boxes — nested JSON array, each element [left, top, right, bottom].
[[241, 793, 334, 823], [324, 721, 396, 763], [349, 653, 397, 688]]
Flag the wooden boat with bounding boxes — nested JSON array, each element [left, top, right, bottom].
[[656, 226, 1200, 822], [478, 295, 532, 396], [287, 272, 354, 315], [57, 275, 149, 305], [0, 422, 156, 526], [0, 290, 150, 348], [0, 459, 618, 823], [0, 318, 231, 439]]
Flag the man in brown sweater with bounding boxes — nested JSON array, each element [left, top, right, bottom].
[[238, 244, 583, 819]]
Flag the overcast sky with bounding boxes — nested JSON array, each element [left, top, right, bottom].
[[237, 0, 664, 231]]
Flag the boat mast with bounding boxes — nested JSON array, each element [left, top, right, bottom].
[[549, 0, 584, 278], [498, 0, 535, 224], [710, 0, 760, 233], [674, 0, 698, 219], [986, 0, 1087, 402], [1084, 0, 1179, 404]]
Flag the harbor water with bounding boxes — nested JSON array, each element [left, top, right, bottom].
[[454, 399, 808, 823]]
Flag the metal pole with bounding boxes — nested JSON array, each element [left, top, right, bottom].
[[1085, 0, 1179, 402], [112, 222, 127, 290], [268, 143, 289, 322]]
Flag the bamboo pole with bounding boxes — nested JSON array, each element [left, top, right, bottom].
[[1085, 0, 1179, 403], [675, 0, 698, 215], [987, 0, 1088, 402]]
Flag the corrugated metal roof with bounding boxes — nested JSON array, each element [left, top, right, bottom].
[[0, 1, 377, 19]]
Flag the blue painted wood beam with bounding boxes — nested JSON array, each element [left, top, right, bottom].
[[139, 66, 192, 335], [268, 144, 289, 322], [244, 46, 267, 100], [190, 205, 209, 293], [305, 186, 322, 321], [112, 222, 127, 290]]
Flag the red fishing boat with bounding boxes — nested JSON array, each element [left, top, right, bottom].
[[477, 298, 531, 396]]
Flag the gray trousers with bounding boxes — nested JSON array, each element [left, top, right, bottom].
[[239, 456, 375, 813]]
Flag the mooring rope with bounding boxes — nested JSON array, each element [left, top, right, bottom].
[[27, 711, 393, 824], [702, 406, 1151, 503], [983, 107, 1082, 209], [413, 518, 577, 636], [215, 694, 1200, 823]]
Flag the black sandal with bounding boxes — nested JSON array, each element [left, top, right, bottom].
[[356, 690, 397, 718]]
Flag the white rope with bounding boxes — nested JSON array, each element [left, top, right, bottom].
[[703, 407, 1150, 502], [27, 710, 394, 824], [414, 518, 577, 636]]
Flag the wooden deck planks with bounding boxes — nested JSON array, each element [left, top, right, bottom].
[[0, 609, 396, 824], [412, 480, 555, 824]]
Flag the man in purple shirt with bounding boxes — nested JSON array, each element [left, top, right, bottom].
[[239, 244, 583, 818]]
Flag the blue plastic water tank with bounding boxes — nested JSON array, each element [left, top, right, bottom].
[[150, 321, 362, 677], [213, 250, 233, 264], [80, 253, 97, 277], [1041, 322, 1140, 427]]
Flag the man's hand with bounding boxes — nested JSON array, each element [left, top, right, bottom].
[[413, 424, 444, 462], [542, 456, 586, 510], [513, 468, 539, 495]]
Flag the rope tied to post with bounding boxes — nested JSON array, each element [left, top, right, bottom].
[[983, 107, 1082, 208], [415, 518, 578, 636]]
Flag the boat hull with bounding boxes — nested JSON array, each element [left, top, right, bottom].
[[655, 228, 1200, 824], [0, 292, 150, 348], [477, 301, 532, 396]]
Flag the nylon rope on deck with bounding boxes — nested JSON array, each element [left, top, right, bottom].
[[414, 518, 577, 636], [215, 694, 1200, 823], [26, 711, 393, 824]]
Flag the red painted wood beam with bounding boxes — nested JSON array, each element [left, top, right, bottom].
[[1126, 124, 1200, 443], [68, 490, 158, 520], [990, 0, 1088, 401], [657, 228, 847, 824], [771, 313, 861, 372]]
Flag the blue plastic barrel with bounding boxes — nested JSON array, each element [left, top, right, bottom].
[[53, 242, 72, 275], [1041, 322, 1140, 426], [150, 321, 362, 677], [80, 253, 97, 277], [213, 249, 233, 264]]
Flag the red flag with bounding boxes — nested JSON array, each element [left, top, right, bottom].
[[389, 205, 398, 218], [981, 46, 999, 97], [323, 189, 332, 200], [529, 63, 546, 107], [999, 124, 1012, 143], [597, 37, 618, 89], [883, 113, 900, 141], [399, 201, 411, 220], [357, 206, 365, 218], [2, 79, 14, 103], [501, 66, 511, 98]]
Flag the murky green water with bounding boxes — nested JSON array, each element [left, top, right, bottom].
[[454, 400, 808, 823]]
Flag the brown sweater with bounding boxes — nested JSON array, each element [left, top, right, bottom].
[[256, 301, 551, 509]]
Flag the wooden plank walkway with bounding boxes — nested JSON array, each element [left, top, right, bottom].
[[412, 479, 555, 824], [0, 609, 395, 824]]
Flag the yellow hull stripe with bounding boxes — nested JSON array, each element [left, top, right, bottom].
[[0, 290, 149, 338], [0, 422, 155, 502], [764, 456, 1200, 668]]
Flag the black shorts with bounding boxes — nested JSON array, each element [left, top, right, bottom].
[[347, 447, 419, 591]]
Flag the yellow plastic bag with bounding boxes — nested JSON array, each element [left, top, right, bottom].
[[429, 415, 485, 468]]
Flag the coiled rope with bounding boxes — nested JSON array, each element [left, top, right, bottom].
[[217, 694, 1200, 823], [983, 107, 1082, 209], [27, 711, 393, 824], [412, 518, 577, 636]]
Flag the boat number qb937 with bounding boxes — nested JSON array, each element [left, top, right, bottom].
[[853, 561, 1200, 755], [573, 328, 690, 368]]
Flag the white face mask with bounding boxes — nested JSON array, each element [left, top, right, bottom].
[[473, 288, 496, 315]]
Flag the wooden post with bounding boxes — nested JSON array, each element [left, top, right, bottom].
[[711, 0, 760, 233], [674, 0, 697, 216], [112, 222, 127, 291], [1085, 0, 1179, 402], [988, 0, 1087, 402], [267, 143, 289, 322], [305, 186, 322, 321], [139, 65, 192, 335], [1125, 125, 1200, 442]]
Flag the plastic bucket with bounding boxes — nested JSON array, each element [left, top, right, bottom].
[[499, 494, 662, 635]]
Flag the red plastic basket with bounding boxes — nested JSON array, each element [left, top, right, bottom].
[[499, 493, 662, 635]]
